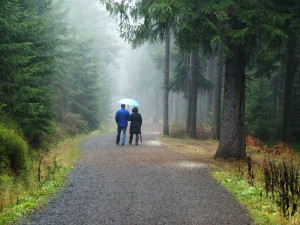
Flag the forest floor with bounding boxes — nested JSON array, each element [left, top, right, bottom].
[[160, 131, 300, 225], [19, 123, 252, 225]]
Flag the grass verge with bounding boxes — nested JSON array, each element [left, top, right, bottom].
[[0, 137, 82, 225], [159, 135, 300, 225], [0, 125, 112, 225]]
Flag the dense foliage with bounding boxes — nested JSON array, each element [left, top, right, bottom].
[[0, 0, 115, 171]]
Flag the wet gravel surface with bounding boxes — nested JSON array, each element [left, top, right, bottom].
[[20, 124, 252, 225]]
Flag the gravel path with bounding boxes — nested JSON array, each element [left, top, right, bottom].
[[20, 123, 252, 225]]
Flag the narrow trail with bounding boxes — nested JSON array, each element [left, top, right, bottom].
[[21, 123, 252, 225]]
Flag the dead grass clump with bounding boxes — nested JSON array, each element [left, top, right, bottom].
[[196, 125, 212, 140], [169, 123, 186, 138]]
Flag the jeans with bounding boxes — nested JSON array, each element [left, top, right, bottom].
[[116, 126, 127, 145]]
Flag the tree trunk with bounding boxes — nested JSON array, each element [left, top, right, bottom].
[[174, 93, 179, 122], [169, 93, 173, 122], [215, 45, 246, 160], [212, 52, 223, 140], [271, 75, 279, 123], [282, 39, 297, 142], [197, 95, 201, 125], [186, 54, 191, 133], [57, 95, 63, 123], [163, 25, 170, 135], [204, 58, 214, 125], [154, 89, 159, 124], [188, 49, 199, 138]]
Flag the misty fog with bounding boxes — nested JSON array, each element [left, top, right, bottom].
[[68, 0, 195, 125]]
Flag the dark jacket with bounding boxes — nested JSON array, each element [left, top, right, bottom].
[[115, 108, 130, 128], [128, 107, 142, 134]]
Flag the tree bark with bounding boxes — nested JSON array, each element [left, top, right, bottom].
[[57, 95, 63, 123], [212, 52, 223, 140], [169, 93, 173, 122], [188, 49, 199, 138], [186, 54, 191, 133], [163, 25, 170, 135], [215, 45, 246, 160], [282, 39, 297, 142], [174, 93, 179, 123], [204, 58, 214, 125], [271, 75, 279, 123], [154, 89, 159, 123]]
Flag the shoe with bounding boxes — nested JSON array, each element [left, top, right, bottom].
[[122, 143, 124, 145], [135, 143, 138, 145], [116, 142, 119, 145], [129, 142, 132, 145]]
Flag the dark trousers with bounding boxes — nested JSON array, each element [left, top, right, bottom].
[[129, 134, 139, 144]]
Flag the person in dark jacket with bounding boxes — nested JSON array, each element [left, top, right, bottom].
[[115, 104, 130, 145], [128, 107, 142, 145]]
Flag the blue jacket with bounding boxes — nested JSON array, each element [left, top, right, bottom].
[[115, 108, 130, 128]]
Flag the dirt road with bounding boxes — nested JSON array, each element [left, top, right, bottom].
[[21, 123, 252, 225]]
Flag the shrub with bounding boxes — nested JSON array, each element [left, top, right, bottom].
[[263, 157, 300, 218], [0, 125, 28, 172], [196, 125, 212, 140], [55, 113, 88, 139], [169, 123, 185, 138], [169, 123, 212, 139], [246, 135, 294, 155]]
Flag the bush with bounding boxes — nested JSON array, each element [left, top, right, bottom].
[[263, 157, 300, 218], [169, 123, 212, 140], [196, 125, 212, 140], [55, 113, 88, 140], [169, 123, 186, 138], [0, 125, 28, 172]]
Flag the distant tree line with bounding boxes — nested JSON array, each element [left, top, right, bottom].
[[0, 0, 115, 171], [102, 0, 300, 159]]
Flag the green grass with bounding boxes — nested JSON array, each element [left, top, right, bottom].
[[0, 139, 81, 225], [0, 170, 67, 225], [212, 171, 298, 225]]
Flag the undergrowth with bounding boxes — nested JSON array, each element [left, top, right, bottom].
[[213, 136, 300, 225], [169, 122, 211, 139], [0, 137, 82, 225], [160, 131, 300, 225], [0, 123, 112, 225]]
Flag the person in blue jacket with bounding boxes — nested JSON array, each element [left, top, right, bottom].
[[115, 104, 130, 145]]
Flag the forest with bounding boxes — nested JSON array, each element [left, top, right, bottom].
[[0, 0, 299, 223], [0, 0, 116, 172], [103, 0, 300, 158]]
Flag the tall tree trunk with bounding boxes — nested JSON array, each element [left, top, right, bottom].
[[212, 51, 223, 140], [174, 93, 179, 122], [169, 93, 173, 122], [204, 58, 214, 125], [271, 75, 279, 123], [154, 89, 159, 124], [57, 95, 63, 123], [282, 39, 297, 142], [163, 25, 170, 135], [188, 49, 199, 138], [215, 45, 246, 159], [197, 95, 201, 125], [198, 92, 205, 124], [202, 61, 208, 124], [186, 54, 192, 133], [203, 91, 208, 124]]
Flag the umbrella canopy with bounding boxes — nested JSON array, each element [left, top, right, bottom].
[[118, 98, 140, 106]]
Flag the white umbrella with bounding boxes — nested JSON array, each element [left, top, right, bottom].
[[118, 98, 140, 106]]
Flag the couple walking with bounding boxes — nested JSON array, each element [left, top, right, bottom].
[[115, 104, 142, 145]]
